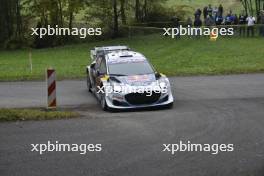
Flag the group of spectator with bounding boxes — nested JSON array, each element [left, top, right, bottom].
[[183, 4, 264, 37]]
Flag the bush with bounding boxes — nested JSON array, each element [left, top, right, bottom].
[[145, 4, 193, 22], [3, 36, 27, 50]]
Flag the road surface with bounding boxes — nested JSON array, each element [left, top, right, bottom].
[[0, 74, 264, 176]]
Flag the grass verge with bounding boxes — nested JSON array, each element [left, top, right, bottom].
[[0, 108, 79, 122], [0, 34, 263, 81]]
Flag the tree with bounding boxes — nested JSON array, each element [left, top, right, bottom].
[[240, 0, 264, 17], [120, 0, 127, 24], [133, 0, 168, 22], [135, 0, 140, 22], [113, 0, 119, 37], [67, 0, 85, 29], [0, 0, 23, 47]]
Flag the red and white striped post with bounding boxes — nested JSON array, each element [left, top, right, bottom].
[[47, 68, 57, 109]]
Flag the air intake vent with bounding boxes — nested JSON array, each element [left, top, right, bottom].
[[120, 55, 133, 58]]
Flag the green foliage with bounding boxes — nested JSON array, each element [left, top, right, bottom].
[[240, 0, 263, 16]]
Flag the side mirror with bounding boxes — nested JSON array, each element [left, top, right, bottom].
[[155, 72, 161, 79], [90, 63, 95, 69]]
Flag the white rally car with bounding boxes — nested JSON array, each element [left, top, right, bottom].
[[86, 46, 174, 111]]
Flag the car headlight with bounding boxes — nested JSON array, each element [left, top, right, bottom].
[[158, 78, 169, 89]]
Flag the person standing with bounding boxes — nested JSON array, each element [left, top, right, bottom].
[[205, 15, 215, 26], [194, 8, 202, 18], [203, 6, 208, 19], [194, 16, 202, 37], [239, 13, 247, 36], [207, 4, 213, 16], [171, 16, 180, 39], [213, 6, 218, 18], [215, 13, 223, 26], [225, 13, 232, 25], [246, 15, 256, 37], [218, 4, 224, 16], [194, 16, 202, 27]]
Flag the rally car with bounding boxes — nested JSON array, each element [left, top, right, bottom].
[[86, 46, 174, 111]]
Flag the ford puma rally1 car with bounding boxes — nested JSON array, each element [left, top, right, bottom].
[[86, 46, 174, 111]]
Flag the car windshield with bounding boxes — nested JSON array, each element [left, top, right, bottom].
[[108, 61, 154, 76]]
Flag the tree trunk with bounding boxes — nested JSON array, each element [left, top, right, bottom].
[[58, 0, 63, 27], [113, 0, 119, 37], [143, 0, 147, 21], [15, 0, 22, 37], [120, 0, 126, 24], [241, 0, 248, 15], [135, 0, 140, 22], [69, 12, 73, 29], [249, 0, 254, 15]]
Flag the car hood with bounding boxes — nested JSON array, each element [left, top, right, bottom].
[[110, 74, 157, 86]]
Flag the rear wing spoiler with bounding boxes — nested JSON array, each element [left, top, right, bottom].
[[90, 46, 130, 62]]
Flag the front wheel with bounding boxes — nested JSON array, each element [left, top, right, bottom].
[[100, 93, 109, 111], [165, 102, 174, 109], [86, 74, 92, 92]]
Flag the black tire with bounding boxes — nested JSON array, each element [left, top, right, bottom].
[[86, 74, 92, 92], [165, 102, 174, 109]]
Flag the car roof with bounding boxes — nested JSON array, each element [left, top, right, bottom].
[[106, 51, 147, 64]]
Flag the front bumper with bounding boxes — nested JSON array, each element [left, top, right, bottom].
[[105, 91, 174, 109]]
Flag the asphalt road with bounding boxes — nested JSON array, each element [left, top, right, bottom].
[[0, 74, 264, 176]]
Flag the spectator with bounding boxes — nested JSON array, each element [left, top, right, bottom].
[[239, 13, 247, 36], [246, 15, 256, 37], [215, 13, 223, 25], [171, 16, 180, 39], [218, 4, 224, 16], [205, 15, 215, 26], [194, 8, 202, 18], [203, 6, 208, 19], [207, 4, 213, 16], [233, 14, 239, 25], [259, 10, 264, 37], [213, 6, 218, 18], [225, 13, 232, 25], [194, 16, 202, 27]]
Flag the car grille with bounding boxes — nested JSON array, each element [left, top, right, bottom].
[[125, 92, 161, 105]]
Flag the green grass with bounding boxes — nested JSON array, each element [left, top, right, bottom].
[[0, 109, 79, 122], [0, 34, 264, 81]]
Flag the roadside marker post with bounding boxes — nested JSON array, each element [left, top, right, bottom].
[[47, 68, 57, 109], [29, 49, 33, 73]]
